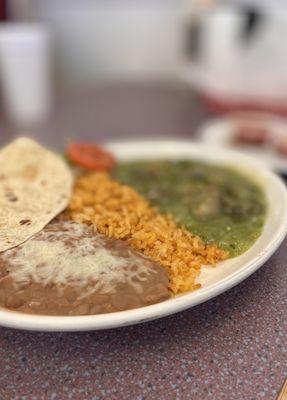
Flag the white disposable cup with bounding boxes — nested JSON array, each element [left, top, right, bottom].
[[0, 23, 52, 127]]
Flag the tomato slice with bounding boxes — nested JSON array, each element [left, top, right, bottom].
[[66, 143, 116, 171]]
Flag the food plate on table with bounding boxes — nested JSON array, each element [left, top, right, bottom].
[[0, 139, 286, 332], [199, 113, 287, 174]]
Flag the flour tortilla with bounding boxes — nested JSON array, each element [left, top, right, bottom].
[[0, 137, 73, 252]]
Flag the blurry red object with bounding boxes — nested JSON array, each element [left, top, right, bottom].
[[0, 0, 6, 21], [233, 124, 268, 146], [202, 94, 287, 117]]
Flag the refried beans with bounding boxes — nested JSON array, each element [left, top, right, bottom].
[[0, 221, 170, 315]]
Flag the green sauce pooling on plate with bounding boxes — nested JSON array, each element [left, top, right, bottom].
[[113, 160, 267, 257]]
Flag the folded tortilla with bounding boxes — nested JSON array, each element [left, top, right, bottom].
[[0, 137, 73, 252]]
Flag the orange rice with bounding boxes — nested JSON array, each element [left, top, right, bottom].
[[66, 172, 228, 294]]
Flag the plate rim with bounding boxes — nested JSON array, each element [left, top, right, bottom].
[[1, 140, 287, 332]]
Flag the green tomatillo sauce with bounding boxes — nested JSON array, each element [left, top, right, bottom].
[[113, 160, 267, 257]]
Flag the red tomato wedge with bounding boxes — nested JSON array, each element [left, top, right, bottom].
[[66, 143, 116, 171]]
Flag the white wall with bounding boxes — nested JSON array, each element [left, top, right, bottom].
[[10, 0, 184, 88]]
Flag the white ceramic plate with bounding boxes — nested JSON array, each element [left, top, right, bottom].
[[199, 115, 287, 173], [1, 140, 287, 332]]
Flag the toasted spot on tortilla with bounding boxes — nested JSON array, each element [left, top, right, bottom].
[[22, 164, 39, 180], [19, 219, 31, 225], [5, 192, 18, 202]]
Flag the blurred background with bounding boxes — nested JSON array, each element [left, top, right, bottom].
[[0, 0, 287, 160]]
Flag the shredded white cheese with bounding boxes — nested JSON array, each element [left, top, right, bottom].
[[1, 221, 153, 295]]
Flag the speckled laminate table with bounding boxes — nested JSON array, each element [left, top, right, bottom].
[[0, 85, 286, 400]]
